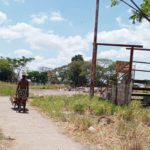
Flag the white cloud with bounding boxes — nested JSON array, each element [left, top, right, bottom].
[[86, 20, 150, 79], [0, 11, 7, 24], [87, 20, 150, 48], [98, 48, 129, 60], [50, 11, 65, 22], [116, 16, 127, 27], [0, 20, 150, 78], [0, 22, 89, 69], [0, 22, 89, 52], [31, 14, 48, 25], [14, 49, 32, 57]]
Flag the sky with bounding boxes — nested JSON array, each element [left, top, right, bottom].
[[0, 0, 149, 79]]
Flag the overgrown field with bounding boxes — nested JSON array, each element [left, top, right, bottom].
[[31, 95, 150, 150], [0, 82, 69, 96], [0, 82, 16, 96]]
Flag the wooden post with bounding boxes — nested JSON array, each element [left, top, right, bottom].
[[90, 0, 99, 97], [129, 47, 134, 81]]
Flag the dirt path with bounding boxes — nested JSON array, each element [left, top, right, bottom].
[[0, 96, 88, 150], [30, 89, 83, 96]]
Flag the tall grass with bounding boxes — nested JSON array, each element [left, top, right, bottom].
[[31, 95, 150, 150], [0, 82, 16, 96], [31, 95, 119, 117]]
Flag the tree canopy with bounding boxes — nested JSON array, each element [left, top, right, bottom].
[[0, 56, 34, 82], [0, 58, 13, 82], [111, 0, 150, 23]]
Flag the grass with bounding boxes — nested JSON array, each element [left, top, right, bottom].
[[0, 82, 16, 96], [30, 84, 70, 90], [31, 94, 150, 150], [0, 82, 70, 96]]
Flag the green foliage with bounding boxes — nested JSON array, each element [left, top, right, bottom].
[[111, 0, 150, 23], [111, 0, 119, 6], [9, 56, 34, 78], [68, 58, 90, 87], [96, 59, 116, 86], [31, 95, 119, 119], [71, 54, 84, 62], [0, 58, 13, 82], [0, 56, 34, 82], [73, 103, 85, 114], [28, 71, 48, 84], [131, 0, 150, 23]]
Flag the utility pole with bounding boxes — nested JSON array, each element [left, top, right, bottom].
[[90, 0, 99, 97]]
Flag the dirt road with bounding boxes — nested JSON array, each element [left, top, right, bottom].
[[0, 96, 88, 150], [30, 89, 83, 96]]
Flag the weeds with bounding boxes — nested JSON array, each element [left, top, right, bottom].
[[0, 82, 16, 96], [73, 117, 92, 131], [73, 103, 85, 114], [31, 95, 150, 150]]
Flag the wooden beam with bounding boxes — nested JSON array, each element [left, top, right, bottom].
[[134, 69, 150, 73], [127, 48, 150, 51], [97, 43, 143, 48], [133, 61, 150, 65]]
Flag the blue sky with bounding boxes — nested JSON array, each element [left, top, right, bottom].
[[0, 0, 149, 79]]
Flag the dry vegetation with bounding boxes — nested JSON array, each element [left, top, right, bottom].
[[31, 95, 150, 150]]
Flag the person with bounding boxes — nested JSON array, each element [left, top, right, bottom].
[[16, 72, 29, 112]]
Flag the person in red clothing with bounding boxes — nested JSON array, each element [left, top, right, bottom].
[[16, 72, 29, 112]]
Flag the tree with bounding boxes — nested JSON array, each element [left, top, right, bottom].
[[71, 54, 84, 62], [96, 59, 116, 87], [38, 72, 48, 84], [111, 0, 150, 23], [9, 56, 34, 79], [68, 55, 90, 87], [28, 71, 48, 84], [28, 71, 40, 83], [0, 58, 13, 82]]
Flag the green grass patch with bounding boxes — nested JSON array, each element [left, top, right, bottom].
[[31, 95, 119, 118], [0, 82, 16, 96]]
